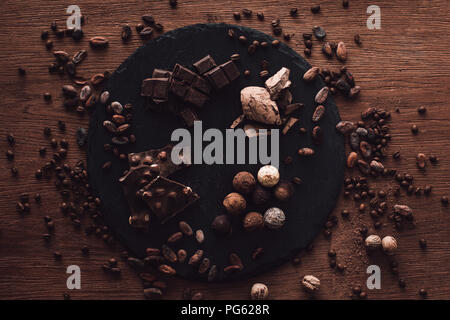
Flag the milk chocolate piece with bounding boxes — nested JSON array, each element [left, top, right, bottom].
[[128, 144, 189, 176], [179, 107, 199, 127], [185, 87, 209, 108], [193, 55, 217, 74], [139, 176, 200, 223], [220, 61, 240, 82], [152, 68, 172, 78], [205, 66, 229, 89]]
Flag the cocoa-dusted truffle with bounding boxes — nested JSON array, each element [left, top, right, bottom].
[[251, 185, 272, 206], [223, 192, 246, 215], [211, 214, 232, 235], [233, 171, 256, 195], [273, 181, 294, 201], [257, 165, 280, 188], [243, 212, 264, 232]]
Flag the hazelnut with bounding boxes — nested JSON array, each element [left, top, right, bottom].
[[257, 165, 280, 187], [263, 207, 285, 229], [301, 275, 320, 293], [211, 215, 232, 235], [381, 236, 398, 255], [250, 283, 269, 300], [233, 171, 256, 194], [223, 192, 246, 215], [273, 180, 294, 201], [251, 185, 272, 206], [365, 235, 382, 250], [243, 212, 264, 232]]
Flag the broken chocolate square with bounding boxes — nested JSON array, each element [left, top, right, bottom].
[[220, 61, 240, 82], [205, 66, 229, 90], [170, 78, 189, 99], [193, 55, 217, 74], [138, 176, 200, 223], [192, 76, 211, 95], [152, 68, 172, 78], [128, 144, 189, 176], [184, 87, 209, 108], [172, 63, 197, 84], [141, 78, 170, 103]]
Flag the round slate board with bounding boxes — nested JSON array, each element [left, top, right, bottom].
[[87, 23, 345, 282]]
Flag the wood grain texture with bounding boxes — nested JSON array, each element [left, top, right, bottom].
[[0, 0, 449, 300]]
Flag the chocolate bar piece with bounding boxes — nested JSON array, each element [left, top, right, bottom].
[[119, 166, 157, 229], [220, 61, 240, 82], [170, 78, 189, 99], [172, 64, 197, 83], [152, 68, 172, 78], [185, 87, 209, 108], [205, 66, 229, 90], [179, 107, 199, 128], [138, 176, 200, 223], [141, 78, 170, 103], [192, 76, 211, 95], [128, 144, 189, 176], [193, 55, 217, 74]]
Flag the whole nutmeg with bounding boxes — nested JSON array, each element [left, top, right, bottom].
[[365, 235, 382, 250], [250, 283, 269, 300], [263, 207, 285, 229], [251, 185, 272, 206], [257, 165, 280, 188], [233, 171, 256, 195], [211, 214, 232, 235], [273, 180, 294, 201], [223, 192, 246, 215], [243, 212, 264, 232], [301, 275, 320, 293], [381, 236, 398, 255]]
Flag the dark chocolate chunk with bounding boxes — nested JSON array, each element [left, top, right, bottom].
[[185, 88, 209, 108], [172, 63, 197, 83], [192, 76, 211, 95], [220, 60, 240, 82], [152, 68, 172, 78], [138, 176, 200, 223], [141, 78, 170, 103], [193, 55, 217, 74], [127, 144, 189, 176], [170, 78, 189, 99], [205, 66, 229, 90]]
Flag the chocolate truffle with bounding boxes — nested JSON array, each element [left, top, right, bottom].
[[223, 192, 246, 215], [243, 211, 264, 232], [263, 207, 285, 229], [211, 214, 232, 235], [252, 185, 272, 206], [232, 171, 256, 195], [257, 165, 280, 188], [273, 181, 294, 201]]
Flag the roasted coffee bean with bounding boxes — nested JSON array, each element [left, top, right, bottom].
[[271, 39, 280, 47], [45, 40, 54, 50], [169, 0, 178, 8], [416, 153, 427, 169], [256, 12, 264, 20], [419, 288, 427, 297], [120, 25, 132, 42], [233, 12, 241, 20], [411, 124, 419, 134], [304, 39, 312, 49], [441, 196, 449, 205], [242, 9, 252, 17], [142, 15, 155, 26], [290, 7, 298, 16], [6, 150, 14, 161], [312, 26, 326, 40], [89, 36, 109, 48], [76, 127, 88, 147], [311, 5, 321, 13]]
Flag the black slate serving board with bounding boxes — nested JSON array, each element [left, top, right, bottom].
[[87, 23, 345, 281]]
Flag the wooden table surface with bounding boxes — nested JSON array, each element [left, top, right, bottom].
[[0, 0, 449, 300]]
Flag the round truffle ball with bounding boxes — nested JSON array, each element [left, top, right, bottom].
[[243, 212, 264, 232], [273, 180, 294, 201], [223, 192, 246, 215], [257, 165, 280, 188], [251, 185, 272, 206], [233, 171, 256, 194], [263, 207, 285, 229], [365, 235, 382, 250], [211, 215, 232, 235], [381, 236, 398, 255], [250, 283, 269, 300]]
